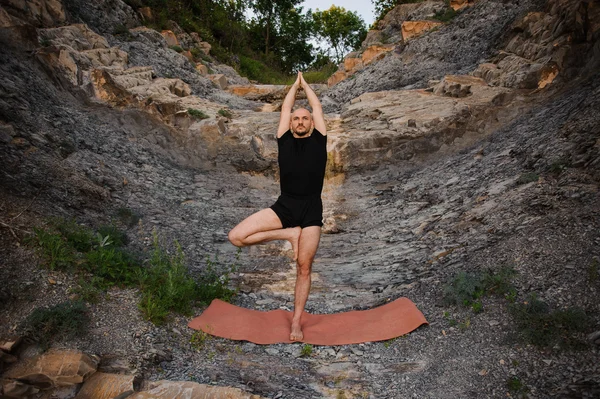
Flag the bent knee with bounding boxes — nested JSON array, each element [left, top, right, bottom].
[[228, 229, 244, 247]]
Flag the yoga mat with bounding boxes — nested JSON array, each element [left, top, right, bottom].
[[188, 298, 428, 345]]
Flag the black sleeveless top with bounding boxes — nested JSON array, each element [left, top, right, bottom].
[[277, 129, 327, 197]]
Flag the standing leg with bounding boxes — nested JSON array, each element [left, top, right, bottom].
[[228, 208, 301, 260], [290, 226, 321, 341]]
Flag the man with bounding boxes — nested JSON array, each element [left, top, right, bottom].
[[228, 71, 327, 341]]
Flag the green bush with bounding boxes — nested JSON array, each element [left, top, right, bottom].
[[443, 267, 517, 308], [510, 294, 591, 348], [218, 109, 233, 119], [31, 227, 75, 270], [170, 45, 184, 53], [188, 108, 209, 120], [97, 224, 128, 247], [138, 233, 199, 325], [52, 218, 94, 252], [433, 6, 458, 23], [25, 300, 89, 348]]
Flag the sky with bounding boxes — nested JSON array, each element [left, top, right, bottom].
[[301, 1, 376, 26]]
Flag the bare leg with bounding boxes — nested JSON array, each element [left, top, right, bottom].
[[290, 226, 321, 341], [228, 208, 301, 260]]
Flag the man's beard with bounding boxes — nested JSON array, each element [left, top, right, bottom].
[[293, 126, 310, 136]]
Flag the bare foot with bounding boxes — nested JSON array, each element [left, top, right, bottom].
[[290, 321, 303, 341], [288, 226, 301, 261]]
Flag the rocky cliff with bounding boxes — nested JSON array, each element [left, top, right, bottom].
[[0, 0, 599, 398]]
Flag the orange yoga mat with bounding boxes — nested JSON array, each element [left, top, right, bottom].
[[188, 298, 428, 345]]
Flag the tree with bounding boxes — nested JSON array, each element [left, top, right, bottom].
[[249, 0, 302, 56], [276, 7, 314, 72], [313, 6, 367, 64]]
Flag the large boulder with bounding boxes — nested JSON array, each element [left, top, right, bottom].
[[4, 349, 97, 389], [128, 380, 264, 399], [0, 0, 66, 27]]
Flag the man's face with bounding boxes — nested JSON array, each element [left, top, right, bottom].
[[290, 109, 313, 136]]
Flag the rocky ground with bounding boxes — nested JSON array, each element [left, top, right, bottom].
[[1, 0, 600, 398]]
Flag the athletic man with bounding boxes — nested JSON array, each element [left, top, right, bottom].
[[228, 71, 327, 341]]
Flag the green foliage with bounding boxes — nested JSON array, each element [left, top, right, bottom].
[[510, 294, 591, 348], [313, 6, 367, 64], [196, 253, 237, 305], [97, 224, 128, 247], [507, 376, 528, 395], [170, 45, 184, 53], [188, 108, 209, 120], [443, 267, 517, 308], [113, 24, 130, 35], [25, 300, 89, 348], [433, 6, 458, 23], [30, 218, 237, 326], [39, 36, 51, 47], [138, 234, 198, 325], [301, 344, 313, 357], [117, 207, 140, 227], [218, 109, 233, 119], [31, 227, 75, 270], [52, 218, 94, 252], [190, 330, 210, 351], [239, 55, 290, 84], [372, 0, 424, 23]]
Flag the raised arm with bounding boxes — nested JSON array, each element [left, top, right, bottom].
[[299, 73, 326, 135], [277, 73, 301, 138]]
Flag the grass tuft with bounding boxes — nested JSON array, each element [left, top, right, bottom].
[[301, 344, 313, 357], [218, 109, 232, 119], [25, 300, 89, 348]]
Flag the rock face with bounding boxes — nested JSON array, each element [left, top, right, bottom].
[[473, 1, 600, 89], [0, 0, 66, 27], [323, 0, 545, 111], [128, 380, 264, 399]]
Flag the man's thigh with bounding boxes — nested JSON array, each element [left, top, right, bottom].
[[230, 208, 283, 237], [297, 226, 321, 265]]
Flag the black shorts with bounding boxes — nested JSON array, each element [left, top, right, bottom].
[[270, 194, 323, 229]]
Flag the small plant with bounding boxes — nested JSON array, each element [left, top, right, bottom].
[[506, 376, 528, 396], [433, 6, 458, 22], [510, 294, 591, 348], [443, 267, 517, 309], [138, 233, 198, 325], [97, 224, 128, 247], [301, 344, 313, 357], [116, 208, 140, 227], [218, 109, 232, 119], [190, 330, 210, 351], [113, 24, 130, 36], [170, 45, 184, 53], [516, 172, 539, 185], [52, 218, 94, 252], [188, 108, 209, 120], [30, 227, 75, 270], [71, 276, 104, 304], [24, 300, 89, 348], [197, 253, 238, 305], [39, 36, 51, 47], [443, 271, 485, 307], [548, 160, 569, 175]]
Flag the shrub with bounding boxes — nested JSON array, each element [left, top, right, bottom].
[[510, 294, 591, 349], [97, 224, 128, 247], [31, 227, 75, 270], [25, 300, 89, 348], [170, 45, 184, 53], [433, 6, 458, 23], [188, 108, 209, 120], [138, 233, 199, 325], [218, 109, 232, 119], [301, 344, 313, 357], [443, 267, 517, 308]]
